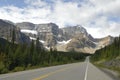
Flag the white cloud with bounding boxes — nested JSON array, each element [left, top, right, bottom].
[[25, 0, 47, 7], [108, 22, 120, 36], [0, 6, 24, 22], [86, 16, 120, 38], [0, 0, 119, 38]]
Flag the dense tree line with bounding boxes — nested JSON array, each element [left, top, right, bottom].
[[91, 36, 120, 61], [0, 35, 88, 74]]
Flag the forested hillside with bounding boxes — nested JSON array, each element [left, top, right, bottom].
[[91, 36, 120, 61], [91, 36, 120, 73], [0, 37, 88, 74]]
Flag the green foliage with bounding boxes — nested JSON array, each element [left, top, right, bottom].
[[0, 62, 5, 72], [0, 36, 88, 74], [0, 62, 8, 74], [13, 67, 25, 72], [1, 68, 8, 74], [91, 36, 120, 62], [11, 28, 16, 45], [91, 36, 120, 75]]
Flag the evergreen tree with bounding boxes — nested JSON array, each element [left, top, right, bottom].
[[11, 29, 16, 45], [91, 36, 120, 61]]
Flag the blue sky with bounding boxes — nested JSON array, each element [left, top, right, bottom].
[[0, 0, 26, 8], [0, 0, 120, 38], [0, 0, 78, 7]]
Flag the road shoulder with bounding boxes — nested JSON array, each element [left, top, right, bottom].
[[98, 67, 120, 80]]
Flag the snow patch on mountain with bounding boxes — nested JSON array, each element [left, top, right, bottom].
[[39, 40, 45, 43], [30, 37, 36, 40], [57, 39, 71, 45], [21, 29, 38, 35], [30, 37, 45, 43], [45, 46, 50, 50]]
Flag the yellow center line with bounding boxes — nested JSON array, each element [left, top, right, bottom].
[[32, 67, 71, 80]]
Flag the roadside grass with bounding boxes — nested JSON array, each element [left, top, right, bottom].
[[92, 62, 120, 77], [1, 60, 83, 74]]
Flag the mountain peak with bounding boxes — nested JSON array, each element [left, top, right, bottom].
[[0, 19, 113, 54], [62, 25, 88, 38], [107, 35, 113, 38], [76, 25, 87, 34]]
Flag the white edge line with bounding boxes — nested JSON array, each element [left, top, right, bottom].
[[84, 59, 89, 80]]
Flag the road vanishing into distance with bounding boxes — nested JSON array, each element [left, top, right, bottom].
[[0, 57, 116, 80]]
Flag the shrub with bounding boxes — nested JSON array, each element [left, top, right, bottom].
[[13, 67, 24, 72], [1, 68, 8, 73]]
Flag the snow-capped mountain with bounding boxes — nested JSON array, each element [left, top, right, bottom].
[[0, 19, 30, 44], [1, 19, 113, 53], [16, 22, 114, 53]]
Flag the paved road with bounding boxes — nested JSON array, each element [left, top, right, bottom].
[[0, 57, 115, 80]]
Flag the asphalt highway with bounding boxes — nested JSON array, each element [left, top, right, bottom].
[[0, 57, 114, 80]]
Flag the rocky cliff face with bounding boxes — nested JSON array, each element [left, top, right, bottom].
[[66, 34, 96, 53], [1, 19, 113, 53], [16, 21, 113, 53], [16, 22, 35, 30], [62, 25, 88, 38], [0, 19, 30, 44], [16, 22, 59, 47], [57, 25, 88, 41]]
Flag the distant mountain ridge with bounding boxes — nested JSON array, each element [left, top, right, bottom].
[[0, 19, 30, 44], [0, 19, 114, 53]]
